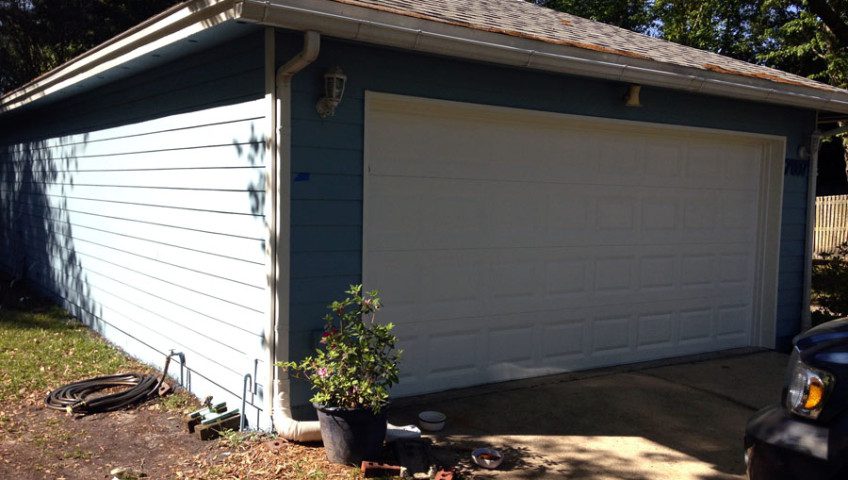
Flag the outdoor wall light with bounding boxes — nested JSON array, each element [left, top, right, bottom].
[[316, 66, 347, 118], [624, 84, 642, 107]]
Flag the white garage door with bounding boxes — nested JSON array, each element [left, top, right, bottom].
[[363, 92, 783, 396]]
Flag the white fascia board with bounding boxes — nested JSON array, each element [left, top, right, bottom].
[[0, 0, 241, 113], [239, 0, 848, 114]]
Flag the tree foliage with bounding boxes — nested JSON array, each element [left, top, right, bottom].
[[763, 0, 848, 89], [535, 0, 848, 89], [653, 0, 769, 62], [0, 0, 180, 94], [812, 243, 848, 325], [535, 0, 654, 33]]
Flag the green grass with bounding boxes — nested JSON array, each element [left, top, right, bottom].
[[0, 304, 138, 401], [61, 447, 93, 460], [159, 389, 199, 413]]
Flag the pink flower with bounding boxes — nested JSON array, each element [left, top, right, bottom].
[[317, 367, 328, 378]]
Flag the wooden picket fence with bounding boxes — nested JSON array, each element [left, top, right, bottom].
[[816, 195, 848, 256]]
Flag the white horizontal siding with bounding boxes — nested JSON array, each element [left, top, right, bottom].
[[4, 185, 264, 215], [1, 90, 271, 427], [8, 195, 267, 238], [10, 207, 266, 263]]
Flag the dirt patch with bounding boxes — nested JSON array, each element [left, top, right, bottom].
[[0, 394, 218, 479]]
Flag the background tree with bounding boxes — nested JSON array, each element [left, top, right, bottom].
[[0, 0, 180, 95], [535, 0, 654, 33], [652, 0, 767, 62]]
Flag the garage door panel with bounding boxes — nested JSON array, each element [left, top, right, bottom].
[[685, 143, 727, 185], [545, 258, 590, 297], [427, 329, 480, 375], [423, 188, 487, 248], [489, 325, 536, 365], [541, 317, 588, 361], [595, 196, 638, 231], [371, 247, 755, 322], [365, 93, 773, 396], [644, 141, 685, 180], [721, 190, 759, 230], [717, 304, 752, 338], [598, 141, 643, 180], [639, 255, 677, 291], [490, 259, 541, 302], [364, 181, 425, 250], [636, 312, 675, 350], [590, 315, 634, 356]]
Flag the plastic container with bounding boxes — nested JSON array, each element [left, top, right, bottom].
[[417, 410, 446, 431], [472, 447, 503, 469]]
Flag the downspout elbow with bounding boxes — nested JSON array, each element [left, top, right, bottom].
[[276, 31, 321, 84], [273, 380, 322, 442]]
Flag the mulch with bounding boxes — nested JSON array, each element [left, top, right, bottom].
[[0, 390, 355, 480]]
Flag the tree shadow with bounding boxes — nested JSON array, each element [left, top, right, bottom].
[[387, 360, 770, 480], [0, 136, 100, 331]]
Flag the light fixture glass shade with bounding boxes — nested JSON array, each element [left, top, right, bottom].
[[324, 67, 346, 102], [317, 67, 347, 118]]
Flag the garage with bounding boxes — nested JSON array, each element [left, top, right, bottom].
[[363, 92, 784, 396]]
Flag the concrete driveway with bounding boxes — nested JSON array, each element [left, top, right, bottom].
[[389, 349, 788, 479]]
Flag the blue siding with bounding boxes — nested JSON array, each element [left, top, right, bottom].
[[0, 30, 271, 427], [283, 33, 815, 406]]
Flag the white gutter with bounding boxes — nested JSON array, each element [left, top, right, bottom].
[[236, 0, 848, 115], [0, 0, 241, 113], [803, 123, 848, 331], [267, 29, 322, 442], [3, 0, 848, 116]]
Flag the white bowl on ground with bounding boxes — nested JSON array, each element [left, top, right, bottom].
[[472, 447, 503, 469], [417, 410, 446, 431]]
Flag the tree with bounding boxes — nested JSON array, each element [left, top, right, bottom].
[[533, 0, 847, 89], [533, 0, 654, 34], [652, 0, 768, 62], [759, 0, 847, 89], [0, 0, 180, 95]]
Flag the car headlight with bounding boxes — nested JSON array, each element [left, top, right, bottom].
[[785, 348, 834, 420]]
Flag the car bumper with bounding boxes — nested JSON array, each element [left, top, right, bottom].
[[745, 405, 838, 462]]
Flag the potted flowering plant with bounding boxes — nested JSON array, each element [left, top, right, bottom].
[[279, 285, 401, 464]]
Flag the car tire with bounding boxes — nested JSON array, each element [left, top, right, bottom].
[[746, 443, 793, 480]]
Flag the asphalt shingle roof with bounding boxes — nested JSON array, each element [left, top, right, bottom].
[[328, 0, 844, 94]]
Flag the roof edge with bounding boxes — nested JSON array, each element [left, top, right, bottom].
[[0, 0, 241, 114], [240, 0, 848, 115]]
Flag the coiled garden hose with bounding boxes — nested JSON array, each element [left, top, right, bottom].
[[45, 353, 174, 414]]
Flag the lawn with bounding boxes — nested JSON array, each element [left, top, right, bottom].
[[0, 279, 357, 480]]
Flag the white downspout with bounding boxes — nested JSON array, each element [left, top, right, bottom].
[[266, 29, 322, 442], [802, 130, 821, 332], [802, 122, 848, 332]]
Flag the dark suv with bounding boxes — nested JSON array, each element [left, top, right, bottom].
[[745, 318, 848, 479]]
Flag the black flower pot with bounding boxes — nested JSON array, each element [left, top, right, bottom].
[[314, 403, 387, 465]]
